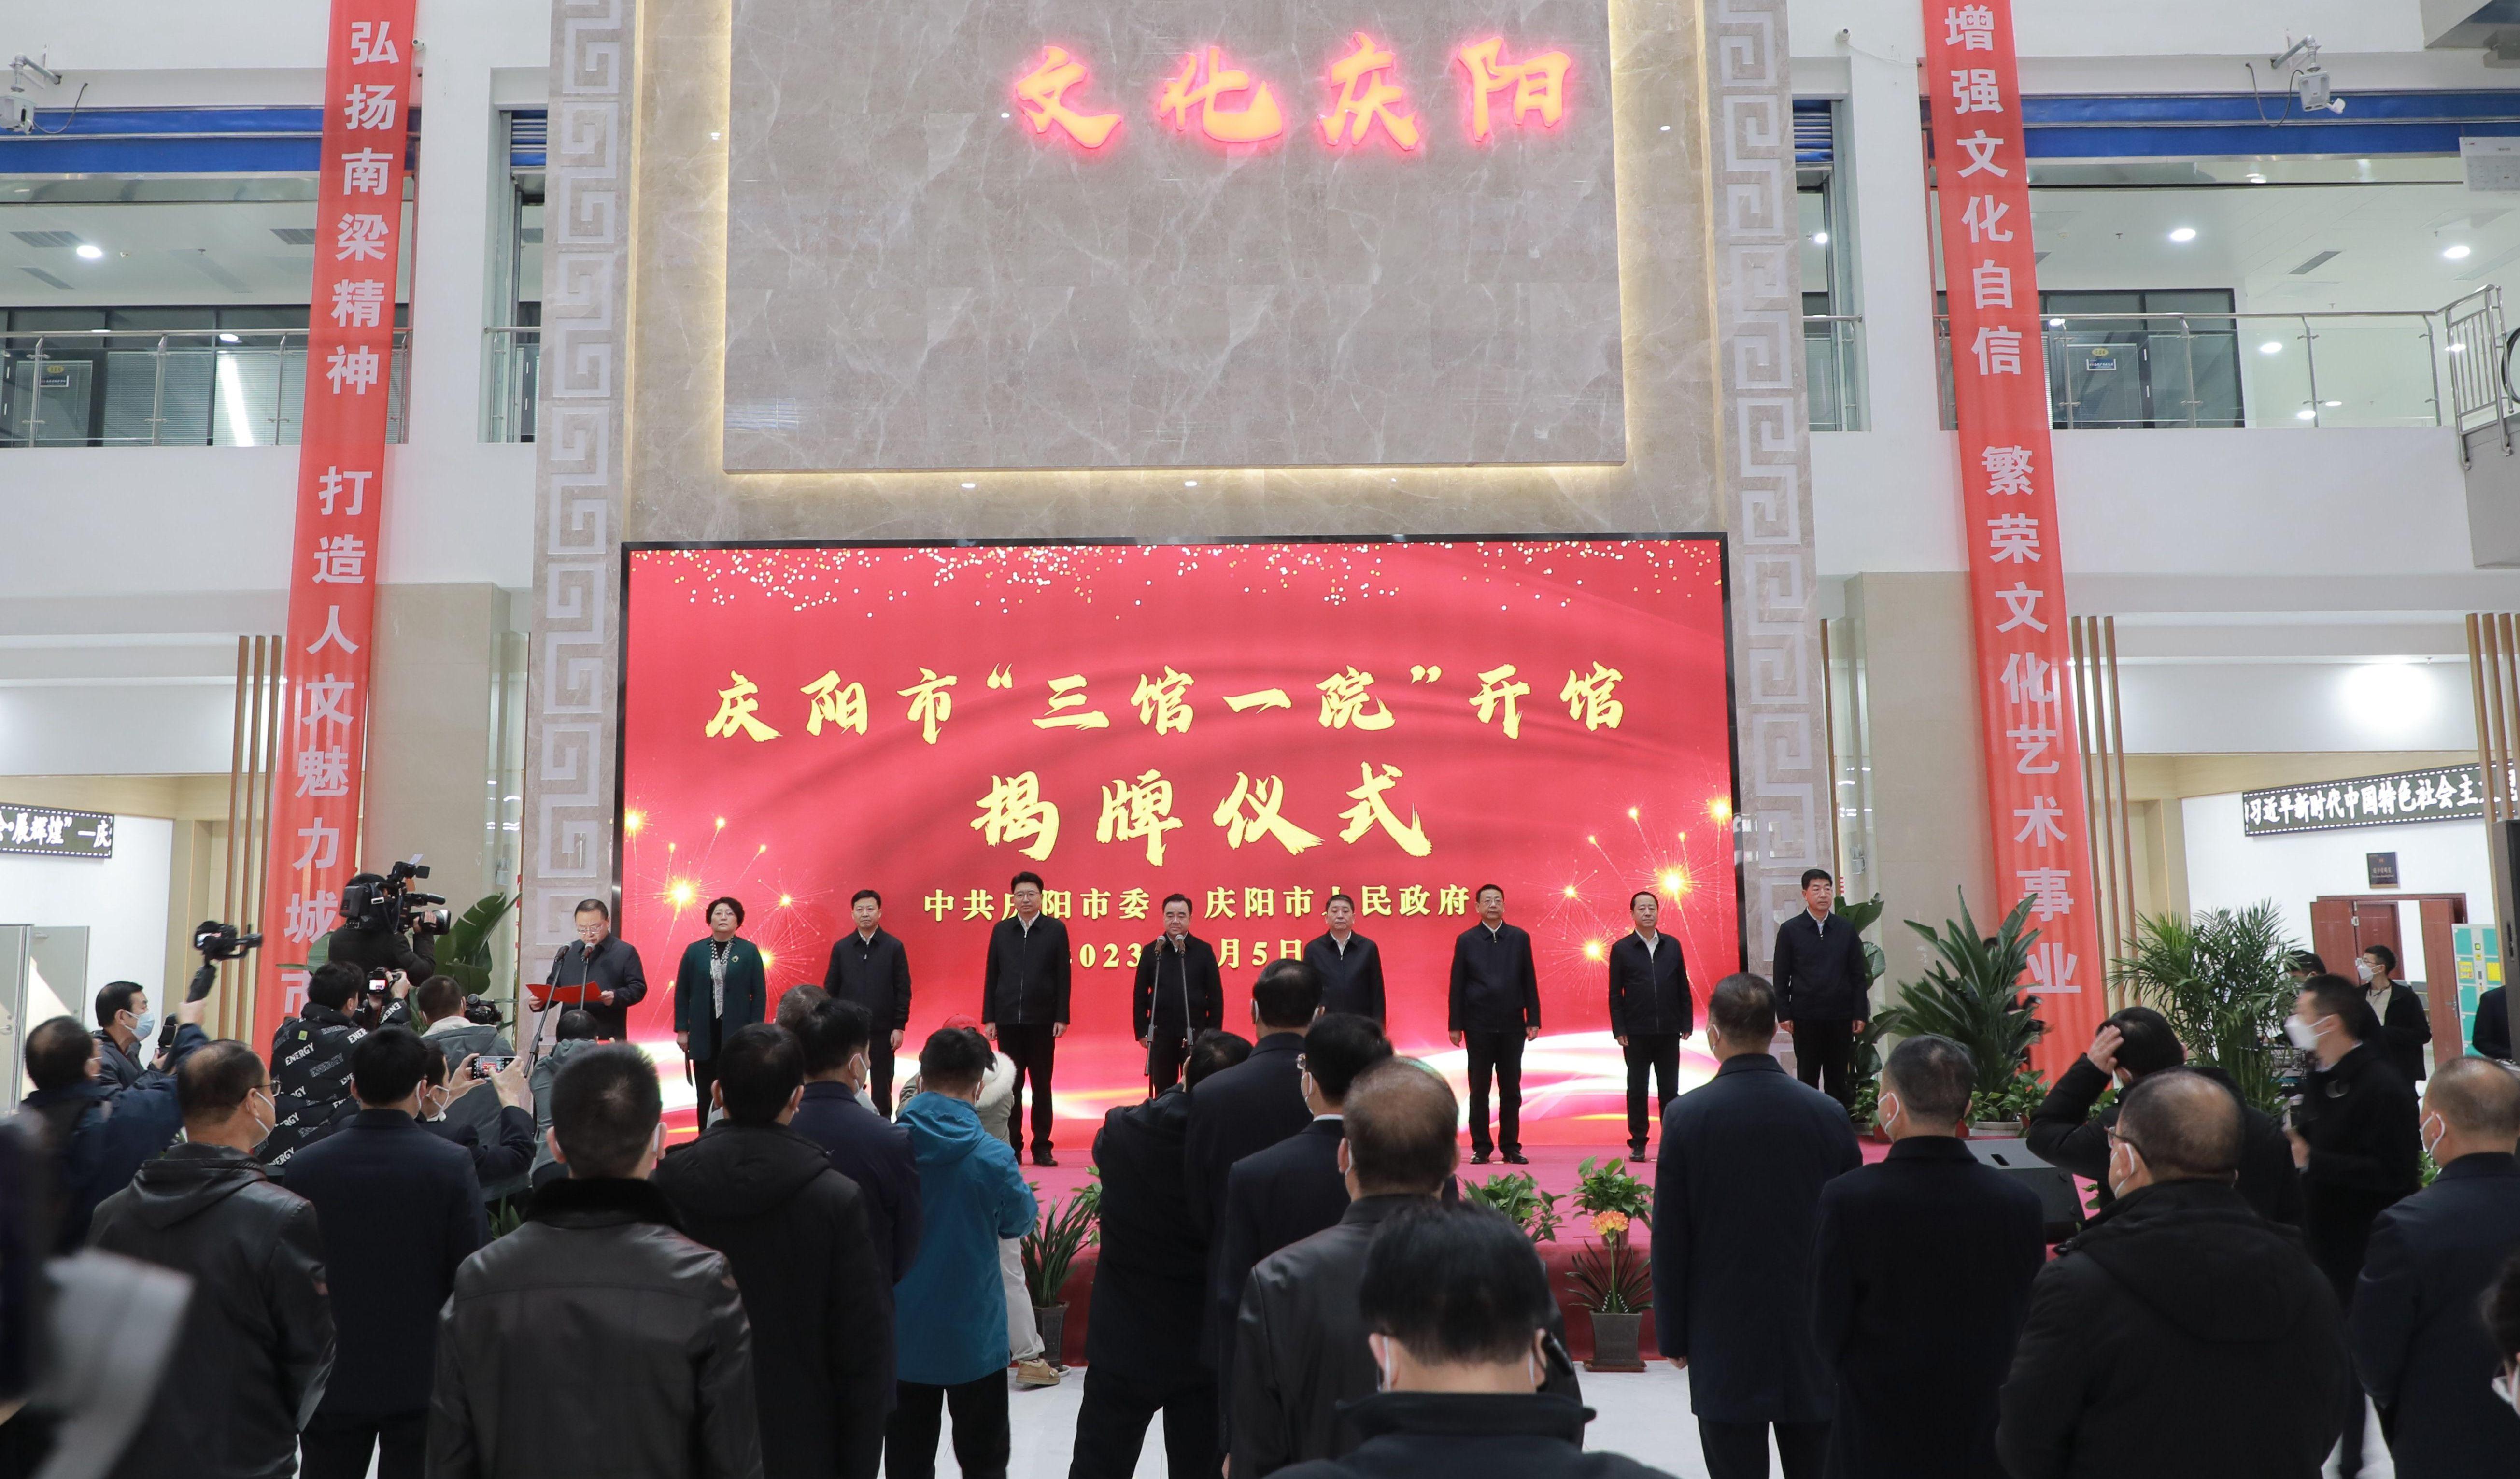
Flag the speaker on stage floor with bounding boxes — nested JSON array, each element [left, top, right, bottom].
[[1964, 1137, 2087, 1244]]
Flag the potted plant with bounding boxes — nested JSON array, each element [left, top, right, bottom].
[[2110, 902, 2298, 1114], [1834, 896, 1894, 1129], [1566, 1210, 1652, 1371], [1967, 1065, 2049, 1136], [1874, 892, 2047, 1126], [1020, 1177, 1099, 1365], [1463, 1169, 1562, 1243]]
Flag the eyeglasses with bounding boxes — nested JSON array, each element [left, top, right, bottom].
[[2105, 1125, 2145, 1158]]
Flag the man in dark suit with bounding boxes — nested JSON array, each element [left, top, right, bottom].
[[2475, 984, 2511, 1062], [1186, 960, 1323, 1374], [1654, 973, 1862, 1479], [2028, 1006, 2303, 1224], [792, 997, 924, 1283], [1212, 1014, 1392, 1390], [1770, 868, 1870, 1107], [1608, 889, 1692, 1160], [1302, 894, 1386, 1024], [1134, 893, 1224, 1093], [539, 897, 648, 1041], [1812, 1034, 2044, 1479], [1448, 884, 1540, 1165], [981, 869, 1072, 1165], [823, 888, 913, 1115], [2350, 1056, 2520, 1478], [285, 1027, 487, 1479], [1069, 1030, 1252, 1479], [2360, 944, 2433, 1088]]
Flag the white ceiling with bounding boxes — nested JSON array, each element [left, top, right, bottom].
[[0, 199, 411, 307]]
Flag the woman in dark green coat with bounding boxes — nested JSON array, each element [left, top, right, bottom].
[[674, 895, 767, 1122]]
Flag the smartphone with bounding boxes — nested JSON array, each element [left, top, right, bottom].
[[470, 1055, 515, 1079]]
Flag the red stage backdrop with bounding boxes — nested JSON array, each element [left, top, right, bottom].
[[617, 540, 1740, 1137]]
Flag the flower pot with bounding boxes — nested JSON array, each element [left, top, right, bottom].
[[1585, 1310, 1646, 1372], [1969, 1120, 2023, 1138], [1032, 1303, 1067, 1365]]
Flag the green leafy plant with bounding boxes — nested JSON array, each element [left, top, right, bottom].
[[1834, 896, 1893, 1109], [1968, 1066, 2049, 1124], [487, 1194, 528, 1239], [1571, 1156, 1652, 1229], [2109, 903, 2297, 1114], [1464, 1170, 1562, 1243], [1021, 1185, 1100, 1308], [1874, 892, 2046, 1094], [1565, 1212, 1652, 1313], [434, 892, 520, 996]]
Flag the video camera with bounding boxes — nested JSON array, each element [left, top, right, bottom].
[[340, 859, 450, 938], [193, 920, 262, 962]]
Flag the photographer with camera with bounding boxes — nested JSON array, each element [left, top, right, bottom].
[[318, 863, 445, 990], [411, 977, 523, 1195], [416, 1041, 538, 1195], [264, 960, 406, 1173]]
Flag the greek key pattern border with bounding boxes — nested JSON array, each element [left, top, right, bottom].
[[1706, 0, 1829, 972], [519, 0, 635, 987]]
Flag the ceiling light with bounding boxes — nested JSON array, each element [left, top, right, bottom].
[[2451, 342, 2469, 354], [2295, 407, 2317, 420], [2445, 243, 2473, 260], [1184, 479, 1199, 487], [2322, 399, 2342, 407], [2247, 172, 2268, 184], [2167, 227, 2197, 242], [2258, 341, 2283, 355], [217, 332, 239, 344], [74, 243, 102, 260], [2048, 317, 2065, 327], [1812, 231, 1828, 245]]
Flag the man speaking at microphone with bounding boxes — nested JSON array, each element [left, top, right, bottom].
[[541, 898, 649, 1042]]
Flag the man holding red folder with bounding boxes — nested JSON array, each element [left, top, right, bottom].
[[539, 898, 649, 1041]]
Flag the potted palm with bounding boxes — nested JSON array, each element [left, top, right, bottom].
[[1873, 892, 2047, 1133], [1020, 1177, 1099, 1365], [1565, 1156, 1653, 1371], [2110, 902, 2297, 1114]]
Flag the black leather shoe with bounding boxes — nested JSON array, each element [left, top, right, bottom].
[[1502, 1152, 1529, 1165], [1628, 1141, 1649, 1160], [1033, 1151, 1059, 1168], [1470, 1152, 1492, 1166]]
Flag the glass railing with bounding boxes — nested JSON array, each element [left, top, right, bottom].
[[482, 326, 539, 444], [0, 328, 409, 447], [1805, 315, 1867, 432]]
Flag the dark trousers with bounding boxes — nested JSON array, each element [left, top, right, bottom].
[[997, 1022, 1058, 1153], [1696, 1418, 1828, 1479], [870, 1036, 897, 1117], [1790, 1018, 1855, 1106], [1463, 1029, 1526, 1156], [1623, 1033, 1681, 1149], [1146, 1030, 1190, 1095], [1068, 1365, 1217, 1479], [690, 1053, 720, 1128], [301, 1409, 426, 1479], [885, 1373, 1011, 1479]]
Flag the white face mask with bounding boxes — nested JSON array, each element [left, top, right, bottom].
[[2106, 1137, 2137, 1200], [2284, 1016, 2323, 1052], [1875, 1093, 1902, 1137], [123, 1009, 157, 1045], [2421, 1112, 2447, 1164], [2357, 960, 2376, 983]]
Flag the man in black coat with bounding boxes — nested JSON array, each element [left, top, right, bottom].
[[1069, 1030, 1252, 1479], [1302, 893, 1387, 1024], [1768, 869, 1869, 1107], [2475, 984, 2512, 1062], [1133, 893, 1224, 1093], [21, 1001, 210, 1252], [539, 896, 648, 1041], [2027, 1006, 2303, 1224], [823, 888, 913, 1114], [655, 1023, 892, 1479], [2350, 1056, 2520, 1477], [2359, 944, 2433, 1088], [1232, 1061, 1579, 1476], [1812, 1035, 2042, 1479], [1212, 1015, 1391, 1395], [264, 960, 411, 1172], [91, 980, 155, 1089], [283, 1028, 486, 1479], [791, 997, 924, 1282], [1447, 885, 1541, 1165], [1187, 961, 1323, 1367], [980, 870, 1071, 1164], [1997, 1070, 2350, 1479], [1269, 1203, 1674, 1479], [1653, 973, 1859, 1479], [2288, 975, 2424, 1300], [89, 1040, 334, 1479], [1606, 890, 1692, 1160]]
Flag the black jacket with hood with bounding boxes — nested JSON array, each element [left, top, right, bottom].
[[2026, 1058, 2304, 1225], [87, 1142, 334, 1479], [1995, 1178, 2350, 1479], [654, 1121, 892, 1479]]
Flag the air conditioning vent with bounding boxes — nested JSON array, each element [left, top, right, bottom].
[[19, 266, 71, 289], [10, 230, 83, 249], [2291, 250, 2342, 275], [269, 227, 319, 245]]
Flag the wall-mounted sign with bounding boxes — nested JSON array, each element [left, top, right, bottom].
[[2242, 764, 2485, 836], [2367, 852, 2400, 887], [0, 804, 114, 859]]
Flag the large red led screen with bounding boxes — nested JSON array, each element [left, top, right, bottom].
[[617, 539, 1740, 1139]]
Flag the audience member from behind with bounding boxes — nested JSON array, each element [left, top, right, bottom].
[[886, 1027, 1038, 1479], [414, 1038, 536, 1192], [1997, 1070, 2350, 1479], [90, 1041, 333, 1479], [656, 1023, 890, 1479], [1271, 1204, 1677, 1479], [1232, 1059, 1579, 1476], [428, 1045, 761, 1479], [2028, 1006, 2303, 1223], [22, 993, 209, 1251], [1070, 1029, 1252, 1479], [528, 1007, 604, 1183], [1812, 1035, 2044, 1479], [262, 960, 384, 1170], [790, 997, 923, 1282], [2475, 981, 2511, 1062], [90, 980, 156, 1089], [1186, 958, 1323, 1369], [2493, 1250, 2520, 1428], [283, 1026, 486, 1479], [1652, 973, 1859, 1479], [2349, 1056, 2520, 1476]]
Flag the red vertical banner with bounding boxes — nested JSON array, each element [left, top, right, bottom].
[[256, 0, 417, 1041], [1922, 0, 2102, 1076]]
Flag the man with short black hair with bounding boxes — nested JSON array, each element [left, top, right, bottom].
[[2358, 943, 2431, 1087], [1448, 885, 1541, 1166], [658, 1023, 892, 1479], [1654, 973, 1859, 1479], [2028, 1005, 2303, 1224], [1998, 1070, 2350, 1479], [90, 1040, 332, 1479], [286, 1027, 486, 1479], [1186, 960, 1325, 1239], [824, 888, 913, 1114], [1135, 893, 1224, 1094], [540, 896, 647, 1041], [413, 975, 521, 1196], [92, 980, 155, 1089], [529, 1008, 604, 1184], [1232, 1060, 1579, 1475], [2349, 1056, 2520, 1476], [981, 870, 1071, 1165], [2288, 975, 2423, 1304], [23, 996, 210, 1251], [791, 996, 923, 1281], [1302, 894, 1386, 1024], [1812, 1035, 2043, 1479], [1608, 889, 1692, 1160], [430, 1044, 761, 1479], [1270, 1203, 1675, 1479], [1770, 868, 1869, 1107]]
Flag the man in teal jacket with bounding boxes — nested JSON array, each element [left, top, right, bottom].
[[886, 1025, 1038, 1479]]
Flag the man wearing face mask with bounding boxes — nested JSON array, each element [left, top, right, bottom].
[[91, 981, 158, 1089], [2348, 1056, 2520, 1477], [2357, 945, 2432, 1089], [1996, 1070, 2349, 1479], [791, 996, 924, 1283]]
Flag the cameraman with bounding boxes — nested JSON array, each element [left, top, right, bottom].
[[264, 960, 408, 1172], [318, 869, 441, 986]]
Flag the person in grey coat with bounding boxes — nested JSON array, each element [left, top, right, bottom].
[[529, 1009, 604, 1185]]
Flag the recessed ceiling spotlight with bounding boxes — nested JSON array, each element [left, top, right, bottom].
[[2322, 399, 2342, 407], [2258, 341, 2284, 355], [74, 243, 103, 260], [218, 332, 240, 344], [2167, 227, 2197, 242], [1812, 231, 1829, 245], [2444, 243, 2473, 260], [2246, 172, 2268, 184], [2295, 407, 2317, 420], [2048, 317, 2065, 327]]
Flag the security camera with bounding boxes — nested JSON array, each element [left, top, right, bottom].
[[2269, 37, 2346, 114]]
